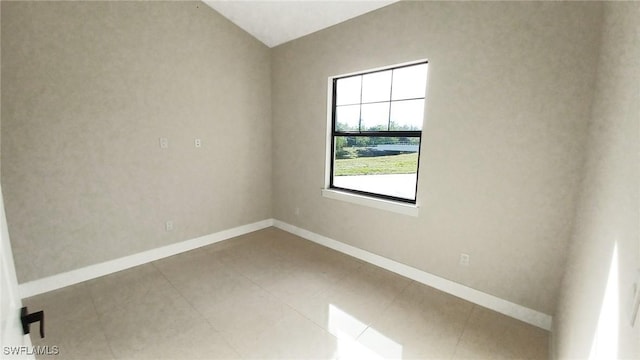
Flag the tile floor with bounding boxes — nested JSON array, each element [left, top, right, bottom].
[[24, 227, 549, 359]]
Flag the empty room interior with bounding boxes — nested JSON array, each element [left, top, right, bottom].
[[1, 1, 638, 359]]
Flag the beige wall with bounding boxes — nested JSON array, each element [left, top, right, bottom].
[[1, 1, 272, 283], [552, 2, 640, 358], [271, 1, 603, 315], [4, 3, 632, 345]]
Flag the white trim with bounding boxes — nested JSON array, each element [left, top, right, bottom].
[[19, 217, 553, 331], [272, 219, 553, 331], [18, 219, 274, 299], [322, 189, 419, 217]]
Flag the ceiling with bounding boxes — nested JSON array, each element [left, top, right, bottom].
[[202, 1, 399, 48]]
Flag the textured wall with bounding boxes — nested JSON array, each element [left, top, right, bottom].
[[1, 1, 272, 283], [271, 1, 602, 315], [553, 2, 640, 358]]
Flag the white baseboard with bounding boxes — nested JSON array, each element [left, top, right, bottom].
[[272, 219, 553, 331], [19, 217, 552, 331], [18, 219, 274, 299]]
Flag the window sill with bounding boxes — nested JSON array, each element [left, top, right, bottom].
[[321, 189, 419, 217]]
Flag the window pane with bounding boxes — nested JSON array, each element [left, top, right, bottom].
[[335, 105, 360, 131], [361, 70, 392, 103], [391, 64, 428, 100], [390, 99, 425, 130], [360, 102, 390, 131], [333, 136, 420, 201], [336, 76, 361, 105]]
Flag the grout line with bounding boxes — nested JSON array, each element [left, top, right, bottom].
[[149, 260, 217, 330], [273, 220, 552, 330], [221, 242, 331, 332], [217, 230, 366, 342], [354, 277, 414, 342], [149, 236, 314, 356], [450, 304, 476, 359], [85, 281, 120, 360], [149, 260, 244, 359]]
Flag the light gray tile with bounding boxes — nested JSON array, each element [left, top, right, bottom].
[[224, 308, 339, 359], [291, 263, 410, 337], [98, 285, 204, 358], [25, 229, 549, 359], [24, 284, 113, 360], [33, 314, 114, 360], [23, 283, 94, 323], [358, 281, 474, 359], [452, 306, 550, 360], [109, 321, 240, 360], [86, 263, 173, 315], [188, 274, 290, 335]]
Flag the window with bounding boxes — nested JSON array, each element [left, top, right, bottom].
[[328, 61, 428, 204]]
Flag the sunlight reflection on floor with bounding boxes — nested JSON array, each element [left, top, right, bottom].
[[329, 304, 403, 359]]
